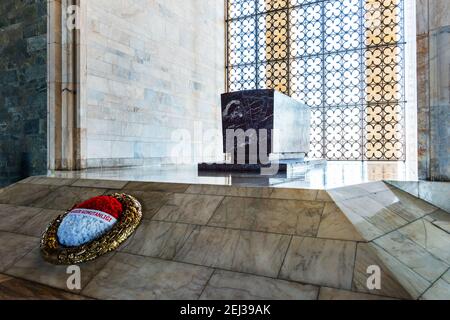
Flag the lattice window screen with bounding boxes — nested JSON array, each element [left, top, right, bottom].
[[226, 0, 406, 160]]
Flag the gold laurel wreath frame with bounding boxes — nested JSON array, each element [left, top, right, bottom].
[[40, 193, 142, 265]]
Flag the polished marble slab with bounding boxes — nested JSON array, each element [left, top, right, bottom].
[[426, 210, 450, 233], [5, 248, 114, 293], [0, 183, 58, 206], [421, 278, 450, 300], [374, 231, 449, 282], [0, 232, 38, 273], [0, 205, 43, 233], [335, 196, 408, 240], [316, 190, 333, 202], [186, 184, 324, 202], [120, 220, 197, 260], [0, 177, 447, 300], [398, 219, 450, 264], [327, 181, 388, 202], [153, 193, 224, 225], [124, 181, 190, 193], [200, 270, 319, 300], [30, 186, 108, 210], [352, 243, 414, 299], [19, 177, 77, 186], [368, 243, 432, 299], [126, 191, 171, 219], [368, 187, 437, 221], [385, 180, 450, 214], [186, 184, 273, 198], [316, 203, 365, 241], [49, 161, 418, 190], [208, 197, 323, 236], [82, 253, 213, 300], [333, 206, 386, 241], [0, 274, 89, 300], [269, 188, 318, 201], [442, 269, 450, 283], [385, 180, 419, 197], [349, 196, 409, 230], [72, 179, 128, 189], [329, 182, 448, 257], [418, 181, 450, 213], [175, 226, 291, 278], [279, 237, 356, 289], [318, 287, 394, 300], [15, 208, 61, 238]]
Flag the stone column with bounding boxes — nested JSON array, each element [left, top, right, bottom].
[[47, 0, 87, 170], [416, 0, 450, 181]]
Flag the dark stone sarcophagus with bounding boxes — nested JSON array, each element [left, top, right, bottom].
[[199, 89, 311, 172], [222, 89, 310, 162]]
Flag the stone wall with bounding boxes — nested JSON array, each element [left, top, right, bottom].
[[417, 0, 450, 181], [0, 0, 47, 187], [84, 0, 225, 168]]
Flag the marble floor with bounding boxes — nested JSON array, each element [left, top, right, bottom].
[[48, 161, 418, 190], [0, 176, 448, 300]]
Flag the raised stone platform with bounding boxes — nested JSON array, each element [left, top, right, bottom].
[[385, 180, 450, 213], [0, 176, 449, 300], [198, 158, 325, 173]]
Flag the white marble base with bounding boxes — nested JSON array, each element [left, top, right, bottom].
[[386, 180, 450, 213]]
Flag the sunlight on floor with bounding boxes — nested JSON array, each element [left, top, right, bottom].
[[49, 161, 418, 190]]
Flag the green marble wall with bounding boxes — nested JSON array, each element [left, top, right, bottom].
[[0, 0, 47, 187]]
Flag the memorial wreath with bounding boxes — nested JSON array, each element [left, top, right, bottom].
[[40, 193, 142, 265]]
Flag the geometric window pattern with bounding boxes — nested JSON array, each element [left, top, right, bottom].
[[226, 0, 406, 160]]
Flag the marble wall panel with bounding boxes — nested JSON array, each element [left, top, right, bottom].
[[83, 0, 225, 167]]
